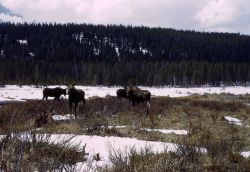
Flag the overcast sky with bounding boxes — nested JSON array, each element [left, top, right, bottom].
[[0, 0, 250, 35]]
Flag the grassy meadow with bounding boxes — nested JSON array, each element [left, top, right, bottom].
[[0, 94, 250, 171]]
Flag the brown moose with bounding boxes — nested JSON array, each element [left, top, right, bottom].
[[42, 87, 66, 101], [66, 83, 86, 119]]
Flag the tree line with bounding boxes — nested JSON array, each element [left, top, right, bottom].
[[0, 23, 250, 86]]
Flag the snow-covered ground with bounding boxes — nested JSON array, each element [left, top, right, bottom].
[[0, 132, 248, 171], [241, 151, 250, 158], [224, 116, 243, 126], [49, 134, 177, 168], [1, 85, 250, 170], [0, 133, 178, 171], [52, 114, 73, 121], [1, 85, 250, 103], [141, 128, 188, 135]]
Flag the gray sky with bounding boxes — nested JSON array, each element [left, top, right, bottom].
[[0, 0, 250, 35]]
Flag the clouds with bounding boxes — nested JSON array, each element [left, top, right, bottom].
[[194, 0, 237, 28], [0, 3, 22, 22], [0, 0, 250, 35], [0, 13, 22, 22], [194, 0, 250, 34]]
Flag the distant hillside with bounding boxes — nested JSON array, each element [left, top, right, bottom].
[[0, 23, 250, 86]]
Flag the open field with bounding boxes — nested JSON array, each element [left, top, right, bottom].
[[1, 85, 250, 103], [0, 86, 250, 171]]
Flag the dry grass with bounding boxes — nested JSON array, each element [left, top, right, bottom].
[[0, 93, 250, 171], [106, 111, 250, 172], [0, 132, 87, 171]]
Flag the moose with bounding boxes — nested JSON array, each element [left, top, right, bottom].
[[126, 86, 151, 106], [126, 86, 151, 114], [42, 87, 66, 101], [34, 110, 54, 128], [116, 87, 130, 102], [66, 83, 86, 119], [116, 86, 141, 100]]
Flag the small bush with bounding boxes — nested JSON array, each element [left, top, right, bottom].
[[0, 132, 87, 171]]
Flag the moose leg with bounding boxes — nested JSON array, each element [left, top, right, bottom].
[[132, 100, 136, 106], [42, 95, 47, 101], [55, 96, 60, 102], [129, 98, 133, 105], [146, 101, 151, 115], [74, 102, 78, 119], [146, 101, 154, 126], [69, 101, 73, 118], [117, 98, 121, 110]]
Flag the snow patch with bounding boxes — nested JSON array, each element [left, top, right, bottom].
[[142, 128, 188, 135], [48, 134, 177, 169], [244, 103, 250, 106], [82, 126, 187, 136], [93, 48, 100, 55], [28, 52, 35, 57], [107, 126, 126, 129], [140, 47, 151, 55], [115, 47, 120, 57], [224, 116, 243, 126], [241, 151, 250, 158], [17, 39, 27, 44], [52, 114, 73, 121]]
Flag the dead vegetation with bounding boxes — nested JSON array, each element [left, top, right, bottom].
[[0, 131, 87, 171], [0, 93, 250, 171], [107, 112, 250, 172]]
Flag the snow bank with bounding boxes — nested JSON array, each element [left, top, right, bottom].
[[0, 132, 177, 170], [11, 132, 250, 171], [1, 85, 250, 103], [48, 134, 177, 171], [0, 85, 67, 103]]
